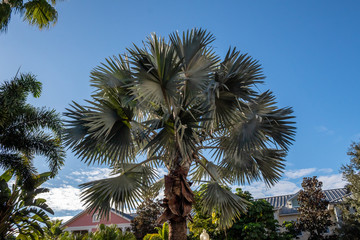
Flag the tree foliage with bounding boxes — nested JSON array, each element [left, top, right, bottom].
[[337, 141, 360, 239], [0, 0, 62, 33], [131, 198, 162, 240], [0, 170, 54, 239], [297, 176, 333, 240], [64, 29, 295, 239], [189, 188, 297, 240], [41, 219, 67, 240], [0, 72, 65, 189], [89, 224, 136, 240]]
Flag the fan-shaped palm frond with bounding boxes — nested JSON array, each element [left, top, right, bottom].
[[199, 182, 248, 229], [170, 29, 219, 98], [80, 163, 158, 219], [219, 149, 286, 186]]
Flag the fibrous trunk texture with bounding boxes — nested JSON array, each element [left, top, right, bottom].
[[157, 166, 194, 240], [169, 218, 187, 240]]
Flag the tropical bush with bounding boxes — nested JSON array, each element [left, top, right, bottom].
[[0, 170, 54, 239], [90, 224, 136, 240], [143, 222, 169, 240]]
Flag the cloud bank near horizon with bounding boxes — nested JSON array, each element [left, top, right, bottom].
[[41, 167, 347, 216]]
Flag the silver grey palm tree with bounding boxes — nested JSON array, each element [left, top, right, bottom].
[[64, 29, 296, 240]]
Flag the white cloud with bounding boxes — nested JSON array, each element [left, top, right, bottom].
[[233, 180, 300, 199], [316, 126, 334, 135], [40, 185, 84, 211], [318, 168, 333, 174], [318, 174, 347, 190], [51, 216, 74, 223], [70, 168, 112, 182], [284, 168, 316, 179]]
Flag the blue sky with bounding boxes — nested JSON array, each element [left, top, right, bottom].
[[1, 0, 360, 220]]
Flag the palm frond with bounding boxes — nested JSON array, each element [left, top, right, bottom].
[[0, 3, 11, 33], [23, 0, 57, 29], [216, 91, 295, 158], [170, 28, 219, 98], [64, 100, 136, 165], [191, 158, 228, 184], [219, 149, 286, 186], [80, 163, 158, 219], [199, 182, 248, 229], [0, 130, 64, 176], [0, 153, 39, 190], [90, 55, 135, 103], [144, 178, 165, 199], [205, 47, 265, 129], [129, 34, 181, 111]]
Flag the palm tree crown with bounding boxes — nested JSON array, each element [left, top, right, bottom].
[[0, 0, 60, 33], [64, 29, 295, 238], [0, 72, 65, 187]]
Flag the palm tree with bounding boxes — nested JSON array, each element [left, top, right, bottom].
[[64, 29, 296, 240], [0, 0, 61, 33], [0, 72, 65, 188], [0, 170, 54, 239]]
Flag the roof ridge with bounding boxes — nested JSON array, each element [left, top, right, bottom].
[[322, 187, 347, 191], [258, 187, 347, 200], [258, 193, 295, 200]]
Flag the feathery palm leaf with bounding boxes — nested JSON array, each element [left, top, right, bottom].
[[0, 73, 65, 188], [1, 0, 61, 33]]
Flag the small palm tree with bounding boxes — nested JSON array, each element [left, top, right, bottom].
[[0, 170, 54, 239], [0, 72, 65, 188], [0, 0, 61, 33], [64, 29, 295, 240]]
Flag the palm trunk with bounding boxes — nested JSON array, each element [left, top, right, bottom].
[[157, 165, 194, 240], [169, 218, 187, 240]]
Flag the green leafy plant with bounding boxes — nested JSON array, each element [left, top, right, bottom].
[[90, 224, 136, 240], [64, 29, 296, 240], [131, 198, 162, 240], [337, 141, 360, 239], [189, 188, 297, 240], [297, 176, 334, 240], [0, 170, 54, 239], [143, 222, 169, 240]]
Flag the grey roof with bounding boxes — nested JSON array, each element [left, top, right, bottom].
[[112, 209, 135, 220], [324, 188, 348, 203], [279, 207, 299, 216], [261, 194, 295, 208], [260, 188, 348, 209]]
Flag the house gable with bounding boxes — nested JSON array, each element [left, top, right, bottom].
[[65, 211, 130, 228], [62, 209, 134, 233]]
